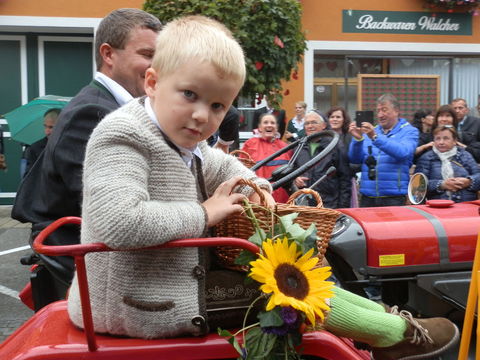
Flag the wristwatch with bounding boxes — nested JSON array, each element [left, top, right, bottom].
[[371, 134, 378, 141]]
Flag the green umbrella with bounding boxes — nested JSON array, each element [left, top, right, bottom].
[[3, 95, 71, 145]]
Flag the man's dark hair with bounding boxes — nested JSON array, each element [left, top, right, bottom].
[[411, 108, 433, 130], [433, 104, 459, 129], [451, 97, 467, 107], [258, 112, 278, 124], [326, 106, 351, 134], [95, 8, 162, 70]]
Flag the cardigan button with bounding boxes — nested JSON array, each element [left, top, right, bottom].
[[192, 265, 206, 279], [191, 315, 207, 334]]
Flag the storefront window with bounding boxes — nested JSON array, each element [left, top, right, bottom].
[[313, 56, 383, 78], [313, 55, 480, 119], [312, 55, 383, 118]]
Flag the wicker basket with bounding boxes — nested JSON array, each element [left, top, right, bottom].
[[286, 188, 324, 208], [214, 179, 272, 271], [230, 150, 256, 169], [278, 189, 340, 264], [214, 179, 341, 270]]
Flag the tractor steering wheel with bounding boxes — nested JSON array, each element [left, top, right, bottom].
[[251, 130, 339, 190]]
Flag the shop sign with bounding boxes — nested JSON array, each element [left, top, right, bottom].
[[343, 10, 472, 35]]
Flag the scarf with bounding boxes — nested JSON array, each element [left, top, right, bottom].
[[432, 146, 457, 180], [432, 146, 457, 199]]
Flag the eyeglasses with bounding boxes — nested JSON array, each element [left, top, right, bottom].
[[304, 121, 321, 126]]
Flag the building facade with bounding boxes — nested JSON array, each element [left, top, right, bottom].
[[284, 0, 480, 122]]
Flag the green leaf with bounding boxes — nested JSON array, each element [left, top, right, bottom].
[[218, 328, 243, 356], [235, 249, 257, 266], [258, 332, 277, 357], [285, 223, 305, 240], [245, 327, 263, 359], [303, 224, 319, 255], [248, 228, 266, 247], [289, 331, 303, 348], [245, 328, 277, 360], [258, 308, 284, 327], [278, 213, 298, 230]]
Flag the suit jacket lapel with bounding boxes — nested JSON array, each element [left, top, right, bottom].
[[90, 80, 118, 104]]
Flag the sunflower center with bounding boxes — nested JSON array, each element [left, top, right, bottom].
[[274, 263, 309, 300]]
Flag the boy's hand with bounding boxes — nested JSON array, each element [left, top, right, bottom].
[[249, 189, 276, 208], [203, 177, 246, 227]]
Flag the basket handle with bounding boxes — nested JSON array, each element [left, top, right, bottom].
[[287, 188, 323, 208], [236, 178, 266, 206], [230, 149, 254, 161]]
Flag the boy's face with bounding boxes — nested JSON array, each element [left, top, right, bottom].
[[145, 61, 241, 149]]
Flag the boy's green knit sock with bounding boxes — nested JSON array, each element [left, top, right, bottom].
[[333, 286, 386, 313], [323, 294, 407, 347]]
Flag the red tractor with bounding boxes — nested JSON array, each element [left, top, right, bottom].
[[0, 217, 370, 360], [330, 199, 479, 323]]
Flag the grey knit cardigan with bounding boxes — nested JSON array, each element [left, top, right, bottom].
[[67, 98, 271, 339]]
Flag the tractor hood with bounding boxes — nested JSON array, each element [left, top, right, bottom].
[[329, 200, 480, 276]]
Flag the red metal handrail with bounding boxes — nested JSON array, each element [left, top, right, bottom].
[[32, 216, 260, 352]]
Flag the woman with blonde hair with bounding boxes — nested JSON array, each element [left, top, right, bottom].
[[284, 101, 307, 142]]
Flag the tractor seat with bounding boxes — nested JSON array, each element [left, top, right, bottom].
[[0, 300, 369, 360]]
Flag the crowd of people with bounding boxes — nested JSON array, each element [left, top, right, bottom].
[[242, 93, 480, 207]]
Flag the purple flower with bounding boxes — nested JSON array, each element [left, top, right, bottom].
[[281, 306, 298, 325], [262, 325, 289, 336], [262, 307, 302, 336]]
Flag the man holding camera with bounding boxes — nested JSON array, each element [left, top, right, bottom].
[[348, 93, 419, 207]]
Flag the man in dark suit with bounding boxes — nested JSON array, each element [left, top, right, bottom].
[[12, 9, 162, 306], [252, 98, 287, 138], [208, 105, 240, 152], [451, 98, 480, 162]]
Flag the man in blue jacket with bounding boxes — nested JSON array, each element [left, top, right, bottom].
[[348, 93, 419, 207]]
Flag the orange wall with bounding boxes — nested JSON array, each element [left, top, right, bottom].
[[0, 0, 143, 17], [3, 0, 479, 121], [281, 0, 480, 119], [302, 0, 480, 43]]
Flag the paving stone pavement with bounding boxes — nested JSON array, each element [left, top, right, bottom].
[[0, 205, 30, 230], [0, 205, 33, 344]]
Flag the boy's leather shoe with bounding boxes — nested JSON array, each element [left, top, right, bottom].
[[371, 310, 459, 360]]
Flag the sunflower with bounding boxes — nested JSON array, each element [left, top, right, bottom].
[[249, 237, 334, 325]]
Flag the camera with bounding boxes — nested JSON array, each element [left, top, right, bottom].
[[367, 164, 376, 180], [365, 146, 377, 180], [355, 110, 374, 127]]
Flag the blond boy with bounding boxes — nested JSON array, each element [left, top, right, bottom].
[[67, 15, 272, 339]]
